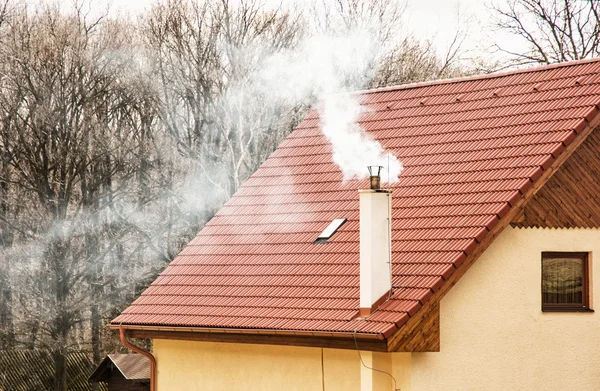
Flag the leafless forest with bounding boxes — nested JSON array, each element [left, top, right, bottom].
[[0, 0, 597, 389]]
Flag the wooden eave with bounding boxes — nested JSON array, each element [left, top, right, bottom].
[[114, 112, 600, 353], [110, 324, 389, 352]]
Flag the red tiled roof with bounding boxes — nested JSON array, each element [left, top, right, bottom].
[[112, 59, 600, 337]]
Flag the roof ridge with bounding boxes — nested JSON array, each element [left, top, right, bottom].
[[354, 57, 600, 96]]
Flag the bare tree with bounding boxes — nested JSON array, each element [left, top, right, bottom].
[[144, 0, 303, 198], [0, 4, 156, 389], [311, 0, 406, 45], [0, 0, 15, 352], [491, 0, 600, 65], [311, 0, 473, 88], [371, 37, 473, 88]]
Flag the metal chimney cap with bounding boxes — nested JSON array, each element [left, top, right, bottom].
[[367, 166, 383, 176], [368, 166, 383, 190]]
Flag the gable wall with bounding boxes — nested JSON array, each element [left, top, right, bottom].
[[153, 338, 415, 390], [410, 226, 600, 390], [513, 127, 600, 229]]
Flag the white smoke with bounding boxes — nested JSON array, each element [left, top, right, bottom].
[[319, 93, 404, 182], [255, 28, 404, 183]]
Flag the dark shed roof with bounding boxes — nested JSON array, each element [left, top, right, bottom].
[[89, 354, 150, 383]]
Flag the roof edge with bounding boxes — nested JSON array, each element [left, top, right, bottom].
[[111, 324, 392, 352], [110, 323, 382, 340], [354, 57, 600, 96]]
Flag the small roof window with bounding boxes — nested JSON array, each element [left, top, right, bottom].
[[314, 218, 347, 244]]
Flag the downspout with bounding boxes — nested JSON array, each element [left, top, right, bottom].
[[119, 326, 156, 391]]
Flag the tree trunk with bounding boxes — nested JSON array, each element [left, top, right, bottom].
[[83, 168, 103, 367], [0, 138, 14, 349], [50, 238, 70, 391], [53, 348, 67, 391], [0, 281, 14, 349]]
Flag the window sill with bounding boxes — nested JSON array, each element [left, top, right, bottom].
[[542, 307, 594, 313]]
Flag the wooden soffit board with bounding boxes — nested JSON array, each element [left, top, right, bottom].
[[512, 127, 600, 228], [388, 302, 440, 352], [124, 328, 389, 352]]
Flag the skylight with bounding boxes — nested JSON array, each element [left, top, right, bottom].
[[314, 218, 347, 244]]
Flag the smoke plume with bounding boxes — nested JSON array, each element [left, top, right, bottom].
[[255, 28, 404, 183]]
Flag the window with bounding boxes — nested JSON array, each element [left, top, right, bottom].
[[314, 218, 347, 244], [541, 252, 592, 312]]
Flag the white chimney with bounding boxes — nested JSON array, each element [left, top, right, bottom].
[[359, 166, 392, 316]]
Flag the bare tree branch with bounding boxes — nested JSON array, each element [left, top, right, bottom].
[[491, 0, 600, 65]]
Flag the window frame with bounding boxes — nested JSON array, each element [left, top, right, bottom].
[[541, 251, 592, 312]]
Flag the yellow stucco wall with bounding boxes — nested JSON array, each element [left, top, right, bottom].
[[152, 339, 404, 390], [411, 227, 600, 390], [392, 353, 412, 391], [153, 339, 368, 391]]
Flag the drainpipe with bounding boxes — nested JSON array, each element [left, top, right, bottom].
[[119, 326, 156, 391]]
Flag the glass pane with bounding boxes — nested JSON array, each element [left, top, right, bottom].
[[542, 256, 584, 305], [318, 218, 347, 239]]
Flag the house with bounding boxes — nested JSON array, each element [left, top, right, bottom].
[[111, 58, 600, 390], [0, 349, 105, 391], [88, 354, 150, 391]]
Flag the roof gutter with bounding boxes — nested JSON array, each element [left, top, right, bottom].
[[119, 327, 156, 391], [110, 324, 387, 340]]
